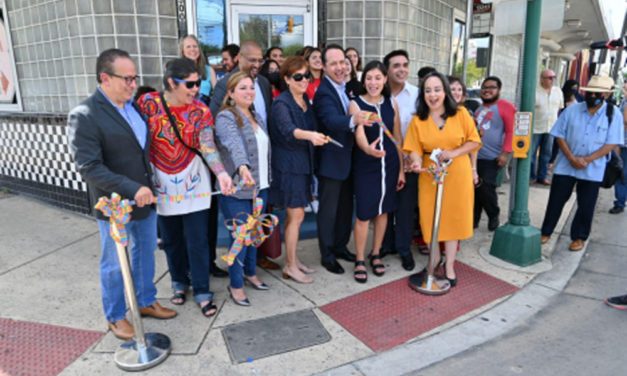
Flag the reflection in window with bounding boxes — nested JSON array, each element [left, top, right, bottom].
[[196, 0, 226, 64], [466, 36, 491, 89], [238, 14, 304, 56], [451, 19, 465, 77]]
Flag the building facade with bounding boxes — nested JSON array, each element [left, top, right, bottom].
[[0, 0, 613, 213]]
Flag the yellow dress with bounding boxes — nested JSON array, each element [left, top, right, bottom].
[[402, 109, 481, 242]]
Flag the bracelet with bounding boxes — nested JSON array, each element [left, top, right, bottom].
[[472, 168, 477, 171]]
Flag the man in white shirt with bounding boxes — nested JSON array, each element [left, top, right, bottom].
[[531, 69, 563, 185], [380, 50, 419, 271]]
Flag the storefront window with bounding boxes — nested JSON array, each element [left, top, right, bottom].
[[238, 14, 304, 56], [196, 0, 226, 64], [466, 36, 492, 89]]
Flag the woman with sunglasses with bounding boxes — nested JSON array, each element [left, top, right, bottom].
[[180, 35, 216, 106], [137, 58, 234, 317], [305, 48, 323, 102], [214, 71, 272, 306], [349, 60, 404, 283], [269, 56, 328, 284]]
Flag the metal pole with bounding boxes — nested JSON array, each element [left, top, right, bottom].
[[408, 160, 451, 296], [109, 223, 171, 371], [489, 0, 542, 267]]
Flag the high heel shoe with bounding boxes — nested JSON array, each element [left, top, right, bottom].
[[445, 276, 457, 287], [227, 286, 250, 306], [244, 277, 270, 291], [298, 264, 316, 274], [282, 268, 314, 284]]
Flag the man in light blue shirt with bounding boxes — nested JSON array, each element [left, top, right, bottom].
[[540, 76, 624, 251]]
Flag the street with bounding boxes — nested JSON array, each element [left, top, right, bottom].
[[418, 188, 627, 376]]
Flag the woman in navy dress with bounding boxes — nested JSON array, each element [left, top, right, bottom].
[[349, 60, 405, 283], [269, 56, 328, 284]]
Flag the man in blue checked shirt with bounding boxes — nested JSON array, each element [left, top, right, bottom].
[[540, 76, 624, 252]]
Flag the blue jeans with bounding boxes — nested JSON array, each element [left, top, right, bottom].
[[158, 209, 213, 304], [382, 172, 418, 257], [219, 189, 268, 289], [613, 147, 627, 208], [97, 209, 158, 323], [530, 133, 553, 181], [541, 174, 600, 241]]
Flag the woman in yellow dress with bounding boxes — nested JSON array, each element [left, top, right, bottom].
[[403, 72, 481, 287]]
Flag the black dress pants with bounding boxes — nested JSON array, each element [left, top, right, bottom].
[[317, 175, 354, 263]]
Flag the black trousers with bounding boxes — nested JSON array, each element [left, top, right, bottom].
[[541, 174, 601, 241], [317, 175, 354, 263], [474, 158, 501, 223], [382, 172, 418, 257]]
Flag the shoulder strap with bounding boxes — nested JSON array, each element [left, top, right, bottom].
[[159, 92, 211, 170]]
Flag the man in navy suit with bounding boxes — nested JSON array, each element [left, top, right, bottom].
[[68, 49, 176, 340], [312, 44, 374, 274]]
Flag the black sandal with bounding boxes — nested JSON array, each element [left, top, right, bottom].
[[369, 253, 385, 276], [170, 291, 186, 305], [354, 260, 368, 284], [200, 301, 217, 317]]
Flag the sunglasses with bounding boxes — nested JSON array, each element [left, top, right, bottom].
[[290, 71, 311, 82], [173, 77, 202, 89]]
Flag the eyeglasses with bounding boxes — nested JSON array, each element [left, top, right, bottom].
[[481, 85, 498, 90], [108, 73, 139, 85], [290, 71, 312, 82], [173, 77, 202, 89], [542, 76, 556, 79], [244, 56, 264, 65]]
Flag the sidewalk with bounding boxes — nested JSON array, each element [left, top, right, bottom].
[[0, 182, 580, 376]]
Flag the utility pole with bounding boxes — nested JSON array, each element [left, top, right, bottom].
[[611, 11, 627, 82], [489, 0, 542, 266]]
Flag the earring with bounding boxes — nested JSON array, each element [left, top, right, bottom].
[[228, 97, 235, 106]]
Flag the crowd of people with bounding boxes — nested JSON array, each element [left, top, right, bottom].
[[68, 37, 626, 339]]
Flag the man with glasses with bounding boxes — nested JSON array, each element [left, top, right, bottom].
[[531, 69, 563, 185], [68, 49, 176, 340], [210, 41, 272, 125], [473, 76, 515, 231]]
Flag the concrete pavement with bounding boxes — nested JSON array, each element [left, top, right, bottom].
[[0, 180, 596, 376]]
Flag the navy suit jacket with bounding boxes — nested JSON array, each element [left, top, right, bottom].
[[312, 77, 354, 180]]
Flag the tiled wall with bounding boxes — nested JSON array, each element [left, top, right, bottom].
[[321, 0, 466, 84], [6, 0, 179, 114]]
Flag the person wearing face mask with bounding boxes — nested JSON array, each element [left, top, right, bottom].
[[259, 59, 282, 98], [137, 58, 235, 318], [473, 76, 515, 231], [540, 75, 624, 251]]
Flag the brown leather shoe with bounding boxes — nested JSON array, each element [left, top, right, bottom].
[[569, 239, 585, 252], [541, 235, 550, 244], [540, 179, 551, 186], [257, 256, 280, 270], [139, 302, 177, 319], [108, 318, 134, 340]]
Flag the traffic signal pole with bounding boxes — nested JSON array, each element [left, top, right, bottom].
[[489, 0, 542, 266]]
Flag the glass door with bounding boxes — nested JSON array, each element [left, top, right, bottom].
[[229, 4, 314, 56]]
